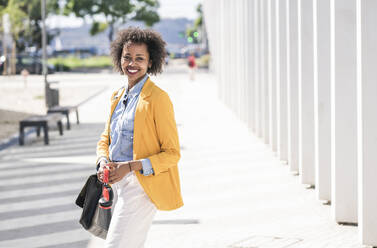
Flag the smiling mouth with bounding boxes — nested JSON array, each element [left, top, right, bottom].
[[127, 68, 139, 75]]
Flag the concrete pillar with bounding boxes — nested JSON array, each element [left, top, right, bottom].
[[235, 1, 242, 120], [218, 0, 225, 104], [279, 0, 289, 162], [288, 0, 300, 173], [314, 0, 331, 201], [254, 0, 260, 135], [219, 0, 226, 102], [331, 0, 358, 224], [225, 0, 232, 108], [204, 0, 222, 97], [358, 0, 377, 244], [210, 0, 218, 100], [229, 2, 236, 113], [299, 0, 315, 185], [239, 0, 247, 125], [258, 0, 265, 138], [246, 0, 255, 131], [269, 0, 278, 153], [263, 0, 270, 144]]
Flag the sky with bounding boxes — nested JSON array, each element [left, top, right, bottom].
[[158, 0, 202, 19], [47, 0, 202, 28]]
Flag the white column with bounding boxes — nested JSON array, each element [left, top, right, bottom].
[[288, 0, 299, 173], [331, 0, 358, 224], [254, 0, 260, 135], [259, 0, 265, 138], [263, 0, 270, 144], [314, 0, 331, 201], [223, 0, 231, 107], [230, 2, 236, 112], [240, 0, 247, 125], [279, 0, 288, 162], [358, 0, 377, 244], [204, 0, 222, 99], [235, 1, 242, 120], [247, 0, 255, 131], [219, 0, 226, 102], [275, 0, 281, 155], [299, 0, 315, 185], [269, 0, 278, 153]]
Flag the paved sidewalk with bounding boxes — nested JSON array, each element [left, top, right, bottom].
[[0, 67, 360, 248]]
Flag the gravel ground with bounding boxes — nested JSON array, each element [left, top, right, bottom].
[[0, 109, 32, 140], [0, 72, 112, 142]]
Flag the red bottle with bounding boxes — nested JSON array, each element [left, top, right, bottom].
[[99, 168, 113, 209]]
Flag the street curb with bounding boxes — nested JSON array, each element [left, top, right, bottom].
[[0, 128, 35, 151]]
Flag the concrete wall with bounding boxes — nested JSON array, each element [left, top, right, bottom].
[[203, 0, 377, 245]]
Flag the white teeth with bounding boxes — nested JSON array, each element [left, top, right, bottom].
[[128, 69, 138, 73]]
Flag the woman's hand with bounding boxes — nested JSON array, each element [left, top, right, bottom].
[[108, 162, 131, 184], [97, 160, 108, 183]]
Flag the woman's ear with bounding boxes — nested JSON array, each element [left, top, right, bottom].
[[148, 60, 152, 69]]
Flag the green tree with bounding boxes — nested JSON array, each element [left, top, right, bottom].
[[16, 0, 59, 52], [64, 0, 160, 42], [3, 0, 28, 73], [185, 3, 203, 44], [0, 0, 58, 74]]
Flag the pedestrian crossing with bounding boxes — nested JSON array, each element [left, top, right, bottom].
[[0, 123, 104, 248]]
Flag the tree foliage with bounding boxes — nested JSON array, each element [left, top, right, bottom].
[[64, 0, 160, 41], [0, 0, 59, 52], [16, 0, 59, 51], [185, 3, 203, 44]]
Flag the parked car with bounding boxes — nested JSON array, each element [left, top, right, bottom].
[[0, 55, 55, 75], [0, 55, 6, 74], [16, 55, 55, 74]]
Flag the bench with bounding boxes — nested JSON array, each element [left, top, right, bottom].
[[19, 113, 64, 145], [47, 105, 79, 130]]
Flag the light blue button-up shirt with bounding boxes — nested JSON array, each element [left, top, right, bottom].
[[109, 74, 154, 176]]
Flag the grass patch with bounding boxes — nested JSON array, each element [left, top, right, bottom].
[[48, 56, 112, 71], [34, 95, 44, 100], [196, 54, 210, 68]]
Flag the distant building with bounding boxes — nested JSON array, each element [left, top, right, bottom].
[[49, 18, 194, 57]]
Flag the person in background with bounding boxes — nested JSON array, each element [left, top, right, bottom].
[[188, 52, 196, 80], [96, 27, 183, 248]]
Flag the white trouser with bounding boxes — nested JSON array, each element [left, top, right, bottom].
[[105, 172, 157, 248]]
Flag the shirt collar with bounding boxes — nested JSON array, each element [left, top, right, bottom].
[[125, 74, 149, 98]]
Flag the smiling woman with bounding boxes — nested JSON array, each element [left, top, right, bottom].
[[110, 28, 166, 76], [120, 43, 151, 88], [96, 27, 183, 248]]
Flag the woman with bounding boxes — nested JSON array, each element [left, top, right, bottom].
[[187, 52, 196, 81], [96, 27, 183, 248]]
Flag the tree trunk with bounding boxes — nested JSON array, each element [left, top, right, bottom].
[[2, 33, 7, 75], [108, 23, 114, 42], [11, 39, 16, 74]]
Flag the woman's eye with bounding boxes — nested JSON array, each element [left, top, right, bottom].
[[123, 56, 131, 60], [136, 57, 144, 62]]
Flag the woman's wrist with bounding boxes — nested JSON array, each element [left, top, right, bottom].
[[129, 160, 142, 171]]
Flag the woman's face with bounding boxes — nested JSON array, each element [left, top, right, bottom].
[[121, 42, 151, 85]]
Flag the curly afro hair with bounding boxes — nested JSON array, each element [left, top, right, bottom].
[[110, 27, 167, 75]]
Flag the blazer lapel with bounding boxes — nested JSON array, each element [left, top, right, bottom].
[[110, 87, 125, 114], [107, 87, 125, 143]]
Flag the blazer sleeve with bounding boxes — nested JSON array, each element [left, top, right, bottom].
[[147, 91, 181, 176], [95, 91, 118, 165], [96, 120, 110, 165]]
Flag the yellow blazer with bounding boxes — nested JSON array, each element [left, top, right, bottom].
[[96, 78, 183, 210]]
